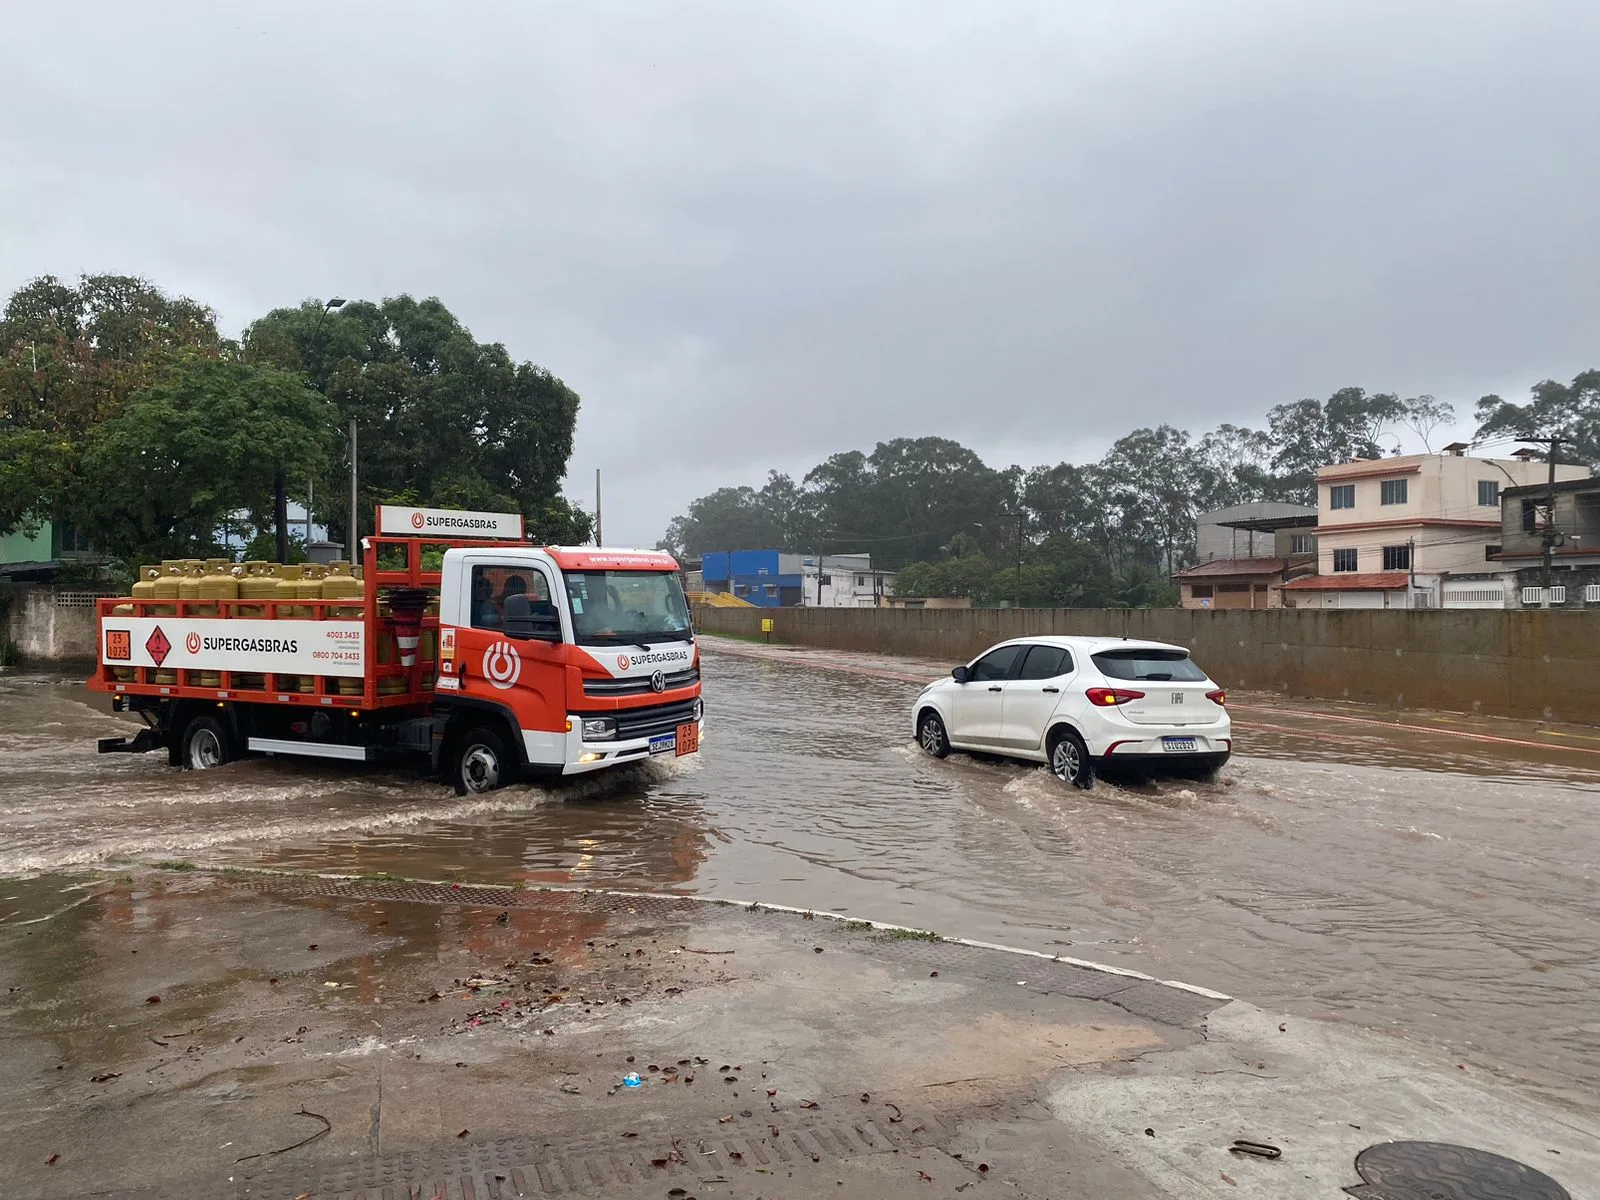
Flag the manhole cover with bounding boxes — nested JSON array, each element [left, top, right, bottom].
[[1344, 1141, 1570, 1200]]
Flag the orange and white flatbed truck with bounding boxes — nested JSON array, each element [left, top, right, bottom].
[[86, 506, 703, 793]]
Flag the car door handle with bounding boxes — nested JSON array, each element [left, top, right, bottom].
[[1042, 686, 1059, 693], [988, 685, 1002, 692]]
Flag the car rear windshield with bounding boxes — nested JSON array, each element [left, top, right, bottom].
[[1091, 648, 1208, 682]]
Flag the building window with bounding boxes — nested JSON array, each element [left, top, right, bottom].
[[765, 584, 777, 597], [1380, 478, 1408, 505], [734, 584, 748, 596], [1328, 484, 1355, 510], [1290, 533, 1315, 555], [1522, 499, 1548, 533], [1382, 544, 1411, 571], [1190, 585, 1214, 598], [1485, 544, 1501, 561], [1332, 548, 1358, 572], [856, 574, 866, 586], [1478, 480, 1500, 507], [818, 572, 831, 585]]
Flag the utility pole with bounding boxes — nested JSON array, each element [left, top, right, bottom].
[[1407, 535, 1416, 609], [348, 419, 358, 562], [594, 469, 603, 546], [1522, 435, 1567, 607], [280, 297, 345, 563], [1015, 512, 1024, 609], [305, 477, 314, 549]]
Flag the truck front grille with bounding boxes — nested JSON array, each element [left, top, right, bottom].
[[588, 698, 701, 741], [582, 667, 699, 698]]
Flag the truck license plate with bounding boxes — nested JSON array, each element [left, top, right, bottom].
[[675, 722, 699, 756], [1162, 737, 1198, 752], [649, 733, 676, 755]]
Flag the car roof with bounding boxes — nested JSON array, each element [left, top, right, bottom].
[[988, 635, 1193, 655]]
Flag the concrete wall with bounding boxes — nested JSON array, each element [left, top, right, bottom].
[[2, 586, 106, 665], [695, 603, 1600, 724]]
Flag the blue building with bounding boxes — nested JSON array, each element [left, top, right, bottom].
[[701, 550, 805, 607]]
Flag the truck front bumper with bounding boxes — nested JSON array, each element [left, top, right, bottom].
[[559, 718, 705, 775]]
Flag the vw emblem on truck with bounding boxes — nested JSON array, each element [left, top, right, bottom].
[[483, 641, 521, 690], [650, 670, 665, 693]]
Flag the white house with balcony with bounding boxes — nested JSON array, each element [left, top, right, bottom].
[[1282, 446, 1589, 609]]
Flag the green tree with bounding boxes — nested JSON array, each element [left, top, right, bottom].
[[243, 295, 586, 546], [1475, 370, 1600, 466], [73, 360, 333, 563], [0, 274, 223, 537], [1267, 387, 1403, 501]]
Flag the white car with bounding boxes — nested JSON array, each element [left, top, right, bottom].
[[911, 636, 1231, 787]]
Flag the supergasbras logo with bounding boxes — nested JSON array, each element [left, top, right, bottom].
[[202, 635, 300, 653], [483, 641, 521, 689]]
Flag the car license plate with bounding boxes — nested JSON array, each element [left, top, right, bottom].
[[1162, 737, 1198, 752], [649, 733, 676, 755], [675, 722, 700, 756]]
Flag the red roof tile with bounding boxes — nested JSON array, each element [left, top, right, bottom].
[[1281, 572, 1411, 591], [1176, 556, 1318, 579]]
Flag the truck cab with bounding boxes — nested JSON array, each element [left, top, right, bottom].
[[436, 546, 702, 789]]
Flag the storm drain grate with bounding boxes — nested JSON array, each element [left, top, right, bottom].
[[99, 1107, 950, 1199], [1344, 1140, 1571, 1200]]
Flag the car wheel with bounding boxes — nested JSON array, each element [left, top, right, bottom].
[[182, 715, 231, 771], [1047, 727, 1093, 790], [917, 709, 950, 759], [453, 725, 515, 795]]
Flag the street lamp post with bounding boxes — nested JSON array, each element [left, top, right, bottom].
[[275, 297, 345, 563]]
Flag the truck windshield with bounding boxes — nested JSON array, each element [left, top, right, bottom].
[[564, 570, 693, 645]]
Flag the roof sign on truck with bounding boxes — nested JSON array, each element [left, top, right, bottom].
[[377, 506, 525, 539]]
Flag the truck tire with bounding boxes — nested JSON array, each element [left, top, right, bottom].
[[182, 716, 232, 771], [452, 725, 515, 795]]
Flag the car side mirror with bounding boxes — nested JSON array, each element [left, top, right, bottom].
[[951, 665, 969, 684]]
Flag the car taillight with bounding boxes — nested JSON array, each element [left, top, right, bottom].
[[1206, 689, 1227, 706], [1085, 687, 1144, 706]]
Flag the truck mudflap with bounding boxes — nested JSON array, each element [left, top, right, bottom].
[[97, 730, 162, 754]]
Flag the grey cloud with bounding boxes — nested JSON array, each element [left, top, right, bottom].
[[4, 1, 1598, 545]]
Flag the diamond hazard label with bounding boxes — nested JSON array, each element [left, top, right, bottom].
[[145, 626, 171, 667]]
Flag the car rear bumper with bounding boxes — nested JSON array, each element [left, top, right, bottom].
[[1098, 748, 1229, 768], [1096, 732, 1231, 758]]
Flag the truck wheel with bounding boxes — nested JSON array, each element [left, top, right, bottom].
[[183, 716, 232, 771], [1047, 727, 1093, 790], [452, 726, 514, 796]]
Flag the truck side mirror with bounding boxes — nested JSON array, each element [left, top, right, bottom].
[[952, 665, 969, 684], [503, 595, 563, 643]]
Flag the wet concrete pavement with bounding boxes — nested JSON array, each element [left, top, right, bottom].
[[3, 640, 1600, 1194], [3, 868, 1595, 1200]]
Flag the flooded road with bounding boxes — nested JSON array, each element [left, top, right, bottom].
[[3, 641, 1599, 1112]]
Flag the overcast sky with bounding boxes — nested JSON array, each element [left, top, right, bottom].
[[4, 1, 1598, 546]]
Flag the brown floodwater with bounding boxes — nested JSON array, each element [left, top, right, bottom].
[[3, 640, 1599, 1112]]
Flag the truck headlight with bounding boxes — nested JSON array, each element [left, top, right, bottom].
[[692, 699, 703, 721], [581, 717, 617, 741]]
